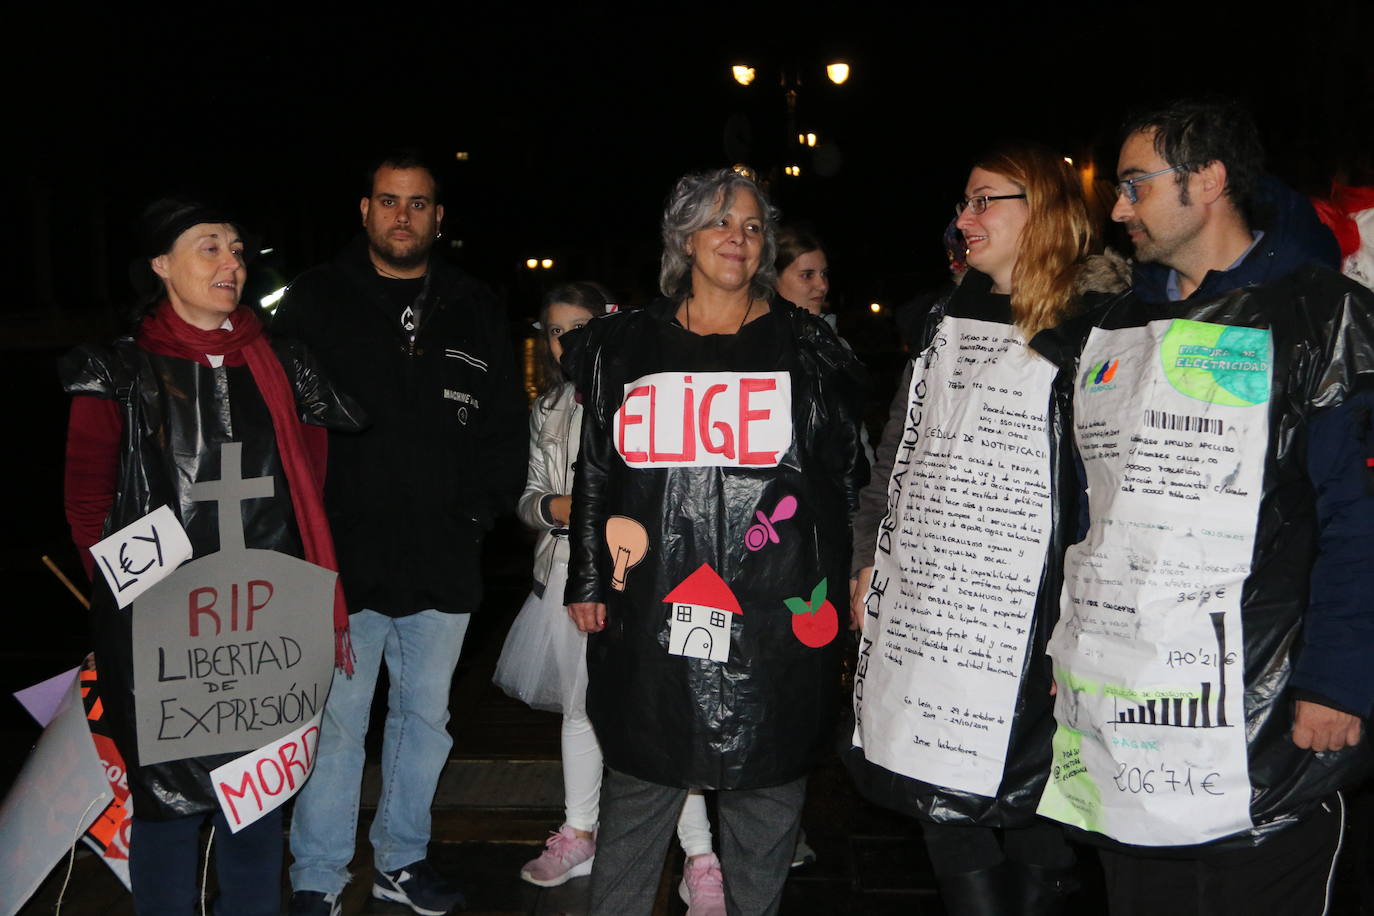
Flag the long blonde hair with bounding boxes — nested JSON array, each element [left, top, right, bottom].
[[974, 143, 1097, 336]]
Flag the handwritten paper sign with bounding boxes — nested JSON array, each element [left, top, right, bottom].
[[0, 676, 112, 916], [132, 443, 338, 766], [14, 666, 80, 727], [614, 372, 793, 467], [12, 666, 134, 889], [1037, 320, 1267, 845], [212, 712, 323, 832], [90, 505, 193, 608], [854, 317, 1056, 796]]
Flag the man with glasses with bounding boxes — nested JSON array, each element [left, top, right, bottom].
[[1035, 98, 1374, 915], [1111, 99, 1339, 302]]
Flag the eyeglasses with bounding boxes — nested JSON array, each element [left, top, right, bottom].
[[1116, 164, 1188, 204], [954, 194, 1026, 217]]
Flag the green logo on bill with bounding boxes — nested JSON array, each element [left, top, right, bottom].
[[1160, 320, 1271, 406]]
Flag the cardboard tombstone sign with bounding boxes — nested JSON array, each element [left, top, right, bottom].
[[132, 442, 337, 767]]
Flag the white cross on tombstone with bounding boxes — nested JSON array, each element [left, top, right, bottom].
[[189, 442, 274, 554]]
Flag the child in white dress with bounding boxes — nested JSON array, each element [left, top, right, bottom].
[[495, 284, 719, 907]]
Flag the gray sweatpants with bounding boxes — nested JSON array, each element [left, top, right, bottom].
[[588, 766, 807, 915]]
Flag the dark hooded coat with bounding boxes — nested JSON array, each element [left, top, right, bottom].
[[271, 237, 528, 617]]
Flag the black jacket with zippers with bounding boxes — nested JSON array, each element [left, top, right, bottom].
[[273, 236, 528, 617]]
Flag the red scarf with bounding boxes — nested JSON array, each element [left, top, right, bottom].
[[138, 301, 354, 674]]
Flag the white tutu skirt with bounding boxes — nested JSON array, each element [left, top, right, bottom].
[[493, 560, 589, 715]]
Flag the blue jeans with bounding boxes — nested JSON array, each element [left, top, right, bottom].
[[289, 609, 470, 894]]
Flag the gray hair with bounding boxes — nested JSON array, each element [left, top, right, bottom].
[[659, 167, 781, 300]]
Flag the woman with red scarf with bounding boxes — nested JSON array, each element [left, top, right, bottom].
[[61, 200, 364, 916]]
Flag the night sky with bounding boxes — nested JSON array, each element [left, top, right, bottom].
[[10, 3, 1372, 323]]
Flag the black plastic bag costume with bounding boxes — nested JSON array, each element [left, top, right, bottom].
[[60, 338, 364, 819], [842, 271, 1096, 826], [564, 299, 867, 790], [1032, 265, 1374, 852]]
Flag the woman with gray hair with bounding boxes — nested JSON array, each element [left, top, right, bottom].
[[562, 167, 867, 915]]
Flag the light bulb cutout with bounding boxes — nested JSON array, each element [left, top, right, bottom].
[[605, 516, 649, 591]]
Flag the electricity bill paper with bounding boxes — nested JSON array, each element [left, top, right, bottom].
[[1038, 319, 1268, 845]]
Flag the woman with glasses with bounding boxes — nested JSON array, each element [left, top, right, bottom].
[[846, 143, 1126, 915]]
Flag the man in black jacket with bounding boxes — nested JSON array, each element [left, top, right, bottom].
[[274, 152, 527, 916]]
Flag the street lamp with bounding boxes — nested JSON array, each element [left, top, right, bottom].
[[729, 60, 851, 180]]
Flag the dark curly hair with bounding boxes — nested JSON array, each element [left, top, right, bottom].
[[1122, 97, 1265, 226], [363, 149, 443, 202]]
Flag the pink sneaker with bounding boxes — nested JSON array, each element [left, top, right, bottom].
[[520, 825, 596, 887], [678, 852, 726, 916]]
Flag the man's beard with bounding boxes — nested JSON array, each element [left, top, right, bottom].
[[1126, 222, 1167, 264], [369, 231, 434, 272]]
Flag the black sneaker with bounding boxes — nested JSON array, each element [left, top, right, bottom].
[[288, 890, 341, 916], [372, 859, 466, 915]]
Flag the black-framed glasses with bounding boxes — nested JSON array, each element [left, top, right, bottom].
[[954, 194, 1026, 217], [1116, 164, 1187, 204]]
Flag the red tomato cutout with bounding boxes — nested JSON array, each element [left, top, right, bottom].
[[784, 579, 838, 648], [792, 600, 838, 647]]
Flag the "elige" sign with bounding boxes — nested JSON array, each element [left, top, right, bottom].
[[614, 371, 793, 468]]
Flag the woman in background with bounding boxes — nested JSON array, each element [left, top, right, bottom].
[[774, 225, 831, 317]]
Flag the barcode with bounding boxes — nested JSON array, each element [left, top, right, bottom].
[[1143, 409, 1222, 436]]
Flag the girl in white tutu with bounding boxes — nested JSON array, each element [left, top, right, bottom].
[[495, 284, 717, 898]]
